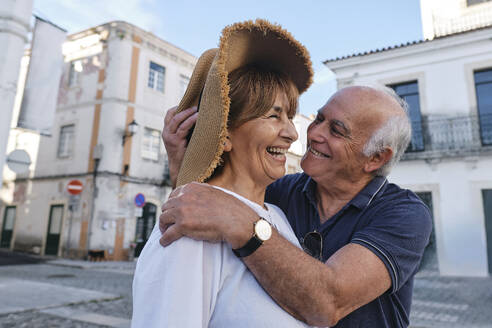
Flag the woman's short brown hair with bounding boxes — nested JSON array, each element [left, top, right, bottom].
[[227, 65, 299, 130]]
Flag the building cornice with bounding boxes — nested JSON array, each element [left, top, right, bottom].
[[66, 21, 197, 69], [325, 26, 492, 70], [0, 14, 31, 42], [10, 170, 171, 187], [56, 96, 171, 117]]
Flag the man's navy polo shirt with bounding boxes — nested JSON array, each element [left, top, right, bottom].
[[265, 173, 432, 328]]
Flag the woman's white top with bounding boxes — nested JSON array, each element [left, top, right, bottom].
[[132, 187, 310, 328]]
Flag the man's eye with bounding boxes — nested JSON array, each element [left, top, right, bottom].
[[331, 126, 343, 136], [269, 114, 280, 119]]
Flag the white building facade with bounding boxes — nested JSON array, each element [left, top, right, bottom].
[[325, 26, 492, 277], [421, 0, 492, 39], [286, 114, 313, 174], [1, 21, 196, 260], [0, 19, 311, 261]]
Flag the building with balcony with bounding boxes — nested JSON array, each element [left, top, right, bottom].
[[325, 24, 492, 277], [0, 21, 196, 260]]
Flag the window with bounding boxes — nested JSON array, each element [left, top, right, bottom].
[[467, 0, 491, 6], [179, 75, 190, 98], [142, 128, 161, 161], [148, 62, 165, 92], [474, 69, 492, 145], [389, 81, 425, 152], [57, 124, 75, 158], [68, 60, 82, 87]]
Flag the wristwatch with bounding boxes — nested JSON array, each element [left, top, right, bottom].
[[232, 217, 272, 258]]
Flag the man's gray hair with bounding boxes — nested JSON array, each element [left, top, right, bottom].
[[361, 85, 412, 176]]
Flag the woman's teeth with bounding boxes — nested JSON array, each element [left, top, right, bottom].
[[267, 147, 287, 155]]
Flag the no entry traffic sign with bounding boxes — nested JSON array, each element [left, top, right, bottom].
[[135, 193, 146, 208], [67, 180, 83, 195]]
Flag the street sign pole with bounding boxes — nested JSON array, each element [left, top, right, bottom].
[[65, 181, 83, 257], [65, 194, 80, 257], [65, 207, 73, 257]]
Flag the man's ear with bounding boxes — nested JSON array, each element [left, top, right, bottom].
[[364, 148, 393, 174]]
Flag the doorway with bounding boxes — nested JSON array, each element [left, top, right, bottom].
[[134, 203, 157, 257], [45, 205, 64, 256], [415, 192, 437, 271], [482, 189, 492, 274], [1, 206, 16, 249]]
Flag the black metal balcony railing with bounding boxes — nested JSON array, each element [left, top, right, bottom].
[[405, 113, 492, 155]]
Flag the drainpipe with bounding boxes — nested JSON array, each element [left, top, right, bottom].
[[86, 144, 103, 257]]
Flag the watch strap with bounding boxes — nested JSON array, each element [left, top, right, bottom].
[[232, 235, 263, 258]]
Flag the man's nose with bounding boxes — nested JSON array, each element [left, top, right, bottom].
[[307, 121, 324, 142]]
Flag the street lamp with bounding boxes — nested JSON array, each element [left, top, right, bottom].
[[122, 119, 138, 145]]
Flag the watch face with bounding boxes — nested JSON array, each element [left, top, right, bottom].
[[255, 219, 272, 241]]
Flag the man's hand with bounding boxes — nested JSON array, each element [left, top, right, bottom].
[[162, 106, 198, 188], [159, 182, 258, 248]]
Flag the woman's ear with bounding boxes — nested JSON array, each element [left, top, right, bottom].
[[223, 136, 232, 152]]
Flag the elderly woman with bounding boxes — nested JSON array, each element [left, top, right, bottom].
[[132, 20, 313, 327]]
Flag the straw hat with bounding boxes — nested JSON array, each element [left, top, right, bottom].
[[175, 19, 313, 187]]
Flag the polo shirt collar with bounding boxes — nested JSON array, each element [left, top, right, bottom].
[[350, 176, 387, 210], [301, 175, 387, 211], [301, 175, 318, 205]]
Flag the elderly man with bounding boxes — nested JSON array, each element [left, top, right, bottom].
[[159, 86, 432, 327]]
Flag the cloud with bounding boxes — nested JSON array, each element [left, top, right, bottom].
[[313, 66, 335, 84], [34, 0, 163, 34], [298, 65, 337, 116]]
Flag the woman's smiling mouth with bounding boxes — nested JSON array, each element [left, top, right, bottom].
[[266, 146, 288, 161]]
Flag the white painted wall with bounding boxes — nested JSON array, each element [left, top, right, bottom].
[[390, 158, 492, 276], [0, 0, 33, 190], [290, 114, 312, 157]]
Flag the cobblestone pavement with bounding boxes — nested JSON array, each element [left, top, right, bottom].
[[0, 255, 491, 327], [0, 261, 134, 327], [410, 256, 492, 328], [0, 312, 104, 328]]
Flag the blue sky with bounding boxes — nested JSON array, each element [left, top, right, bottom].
[[33, 0, 424, 116]]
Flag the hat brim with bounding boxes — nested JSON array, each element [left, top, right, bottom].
[[175, 19, 313, 186]]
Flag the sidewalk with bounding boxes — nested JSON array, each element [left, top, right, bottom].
[[0, 253, 134, 327], [0, 249, 47, 266], [0, 249, 137, 275], [0, 277, 119, 315], [46, 258, 137, 275]]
